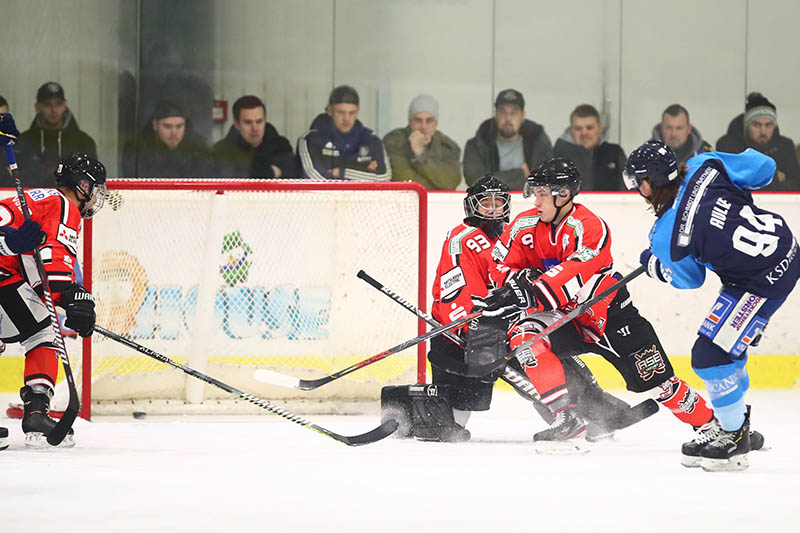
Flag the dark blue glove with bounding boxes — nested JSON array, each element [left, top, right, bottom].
[[640, 249, 668, 282], [0, 222, 46, 254], [0, 113, 19, 147]]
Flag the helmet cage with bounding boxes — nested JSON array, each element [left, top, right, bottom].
[[463, 189, 510, 222]]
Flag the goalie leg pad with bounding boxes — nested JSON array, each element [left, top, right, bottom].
[[428, 336, 493, 411], [381, 384, 471, 442], [463, 315, 509, 382]]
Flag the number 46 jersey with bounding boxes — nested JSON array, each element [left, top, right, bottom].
[[431, 222, 497, 329], [650, 150, 799, 299]]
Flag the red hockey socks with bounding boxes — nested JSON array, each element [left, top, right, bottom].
[[24, 345, 59, 391], [652, 376, 713, 427], [510, 330, 571, 412]]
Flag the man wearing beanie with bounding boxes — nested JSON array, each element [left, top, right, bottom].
[[122, 100, 211, 178], [298, 85, 390, 181], [383, 94, 461, 189], [463, 89, 552, 190], [15, 82, 97, 187], [716, 92, 799, 190]]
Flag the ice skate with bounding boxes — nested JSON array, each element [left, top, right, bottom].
[[700, 407, 751, 472], [20, 385, 75, 449], [681, 417, 721, 468], [533, 407, 588, 455], [0, 426, 8, 451]]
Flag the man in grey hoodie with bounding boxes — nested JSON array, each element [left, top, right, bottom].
[[650, 104, 711, 165]]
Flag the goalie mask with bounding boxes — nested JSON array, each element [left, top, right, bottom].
[[464, 174, 510, 239], [55, 153, 108, 219]]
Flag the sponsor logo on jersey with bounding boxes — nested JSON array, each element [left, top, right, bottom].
[[426, 385, 438, 397], [765, 237, 797, 285], [491, 241, 509, 261], [56, 223, 78, 256], [707, 375, 737, 397], [617, 325, 631, 337], [633, 344, 667, 381], [440, 266, 465, 299], [677, 166, 718, 247], [729, 294, 762, 331], [562, 233, 569, 252]]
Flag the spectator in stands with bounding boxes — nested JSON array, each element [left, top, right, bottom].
[[383, 94, 461, 189], [650, 104, 712, 164], [298, 85, 390, 181], [463, 89, 552, 190], [0, 96, 8, 169], [15, 82, 96, 187], [717, 92, 800, 190], [0, 95, 8, 114], [212, 95, 296, 178], [553, 104, 625, 191], [122, 100, 210, 178]]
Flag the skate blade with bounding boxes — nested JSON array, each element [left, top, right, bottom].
[[680, 455, 702, 468], [25, 432, 76, 449], [533, 440, 590, 455], [0, 437, 8, 451], [700, 454, 749, 472]]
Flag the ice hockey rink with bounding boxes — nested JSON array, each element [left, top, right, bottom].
[[1, 389, 798, 533]]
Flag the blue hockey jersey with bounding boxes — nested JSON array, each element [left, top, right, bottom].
[[648, 149, 799, 299]]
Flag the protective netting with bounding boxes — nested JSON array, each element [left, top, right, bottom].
[[86, 181, 425, 415]]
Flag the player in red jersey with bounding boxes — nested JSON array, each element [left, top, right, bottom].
[[0, 138, 105, 448], [473, 159, 749, 459]]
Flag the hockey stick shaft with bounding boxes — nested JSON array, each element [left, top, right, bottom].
[[4, 145, 79, 445], [356, 270, 546, 404], [94, 326, 397, 446]]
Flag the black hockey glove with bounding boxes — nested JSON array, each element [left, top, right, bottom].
[[61, 284, 96, 338], [0, 221, 46, 254], [472, 268, 539, 317], [639, 249, 669, 283]]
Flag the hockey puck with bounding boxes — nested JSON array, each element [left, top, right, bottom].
[[132, 411, 147, 420]]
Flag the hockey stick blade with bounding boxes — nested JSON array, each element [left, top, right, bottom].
[[433, 266, 646, 378], [95, 325, 397, 446], [611, 399, 659, 431], [253, 369, 305, 389]]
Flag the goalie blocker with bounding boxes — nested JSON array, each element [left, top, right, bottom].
[[381, 384, 471, 442]]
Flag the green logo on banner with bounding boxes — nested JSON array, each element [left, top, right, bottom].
[[220, 231, 252, 286]]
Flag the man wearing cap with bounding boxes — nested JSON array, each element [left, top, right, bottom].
[[716, 92, 799, 190], [383, 94, 461, 190], [212, 95, 296, 178], [15, 82, 97, 187], [122, 100, 211, 178], [463, 89, 552, 190], [298, 85, 390, 181]]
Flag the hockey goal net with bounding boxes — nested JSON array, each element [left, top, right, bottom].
[[78, 180, 427, 417]]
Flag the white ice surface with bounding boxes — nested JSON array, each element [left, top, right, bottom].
[[1, 390, 799, 533]]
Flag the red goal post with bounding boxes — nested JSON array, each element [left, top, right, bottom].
[[79, 179, 427, 418]]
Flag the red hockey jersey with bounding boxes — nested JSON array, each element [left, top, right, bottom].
[[0, 188, 81, 298], [431, 222, 497, 331], [491, 203, 618, 336]]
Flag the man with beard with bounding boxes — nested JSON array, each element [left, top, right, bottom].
[[716, 93, 799, 191], [463, 89, 552, 190], [650, 104, 712, 165]]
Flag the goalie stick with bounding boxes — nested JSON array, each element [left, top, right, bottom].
[[432, 266, 646, 378], [4, 144, 79, 446], [94, 326, 397, 446], [254, 309, 482, 391], [355, 269, 659, 432]]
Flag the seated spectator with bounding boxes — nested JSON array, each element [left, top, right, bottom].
[[383, 94, 461, 190], [15, 82, 96, 187], [463, 89, 551, 190], [0, 96, 8, 169], [122, 100, 210, 178], [212, 95, 296, 178], [0, 95, 8, 114], [717, 92, 800, 190], [650, 104, 712, 164], [298, 85, 390, 181], [553, 104, 625, 191]]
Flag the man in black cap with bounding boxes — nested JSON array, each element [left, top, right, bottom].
[[15, 82, 97, 187], [716, 92, 799, 190], [122, 100, 211, 178], [463, 89, 552, 190], [297, 85, 390, 180]]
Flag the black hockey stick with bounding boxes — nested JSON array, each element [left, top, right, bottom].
[[4, 145, 79, 445], [433, 266, 646, 378], [355, 269, 548, 406], [254, 310, 482, 391], [356, 269, 658, 430], [94, 326, 397, 446]]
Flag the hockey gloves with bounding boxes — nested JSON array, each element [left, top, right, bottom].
[[640, 249, 669, 283], [0, 113, 19, 146], [472, 268, 539, 317], [61, 284, 96, 338], [0, 222, 46, 255]]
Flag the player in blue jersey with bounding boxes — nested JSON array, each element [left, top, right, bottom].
[[624, 140, 799, 471]]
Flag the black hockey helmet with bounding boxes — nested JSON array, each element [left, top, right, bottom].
[[623, 140, 679, 191], [55, 153, 108, 218], [464, 174, 510, 239], [523, 158, 582, 199]]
